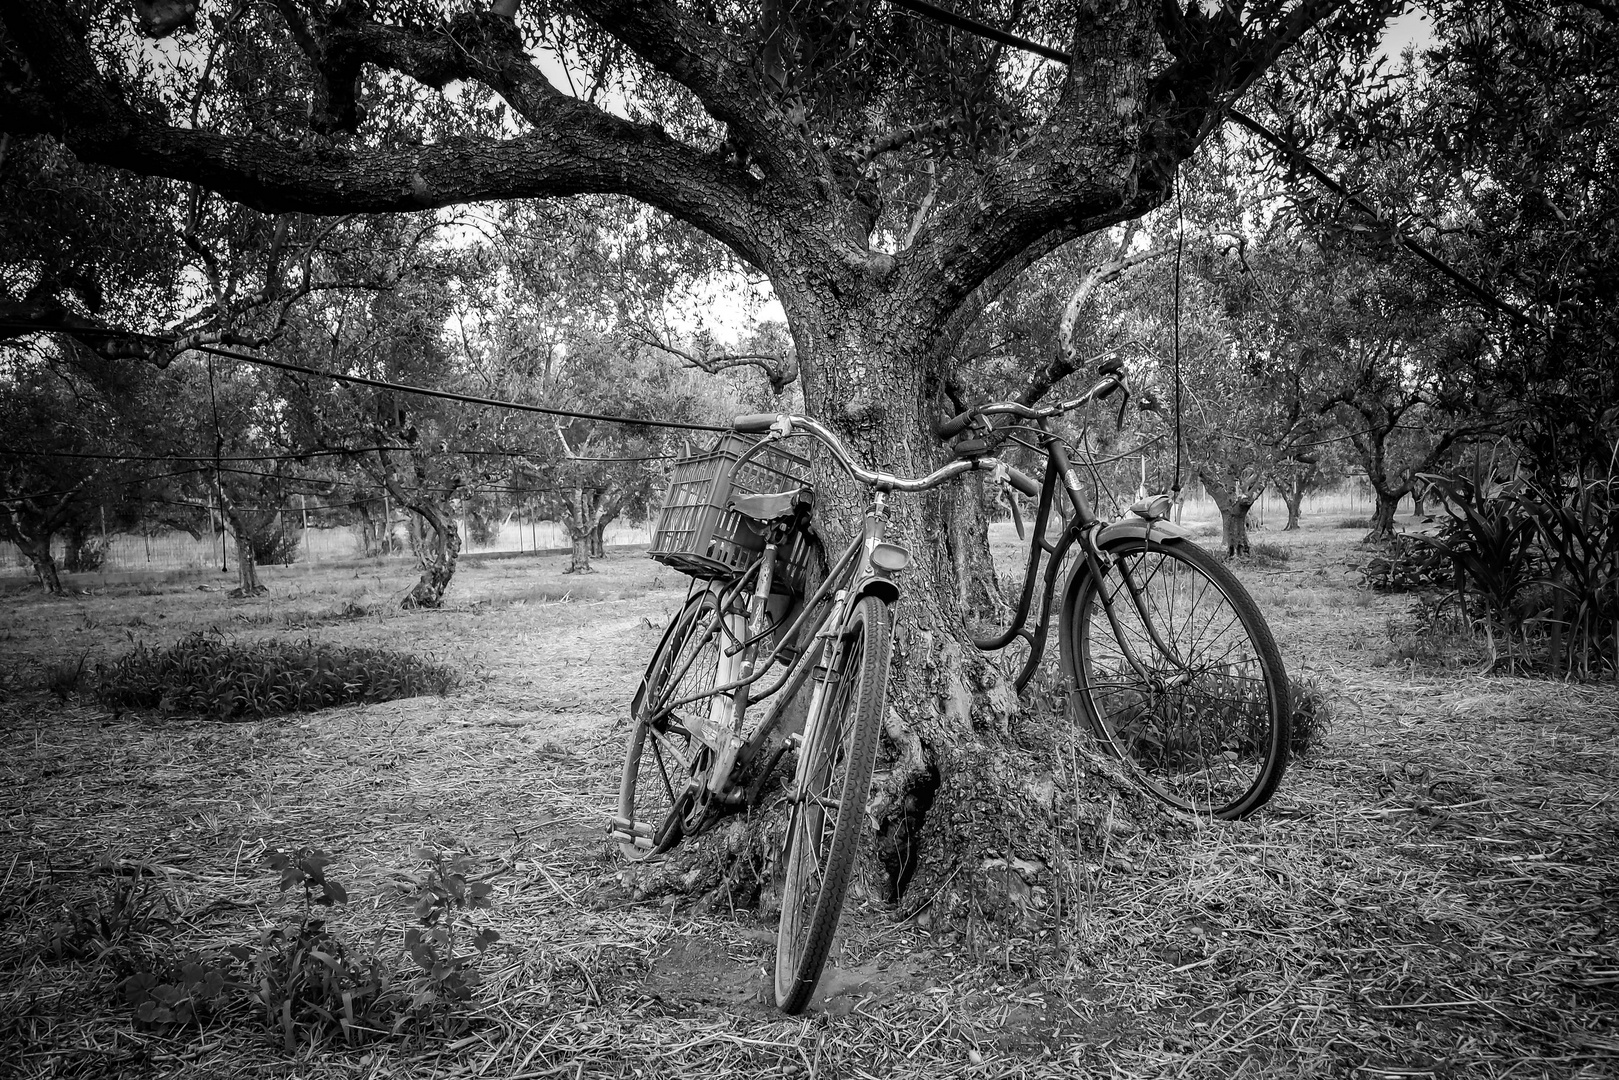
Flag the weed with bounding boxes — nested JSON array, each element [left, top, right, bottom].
[[122, 951, 236, 1027], [48, 858, 176, 961], [96, 632, 457, 720], [231, 848, 397, 1051], [1290, 678, 1331, 757], [393, 849, 500, 1034]]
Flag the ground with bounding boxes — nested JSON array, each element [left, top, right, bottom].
[[1, 518, 1616, 1079]]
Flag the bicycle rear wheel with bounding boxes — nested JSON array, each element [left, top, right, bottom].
[[616, 588, 724, 860], [1061, 536, 1289, 819], [774, 595, 890, 1014]]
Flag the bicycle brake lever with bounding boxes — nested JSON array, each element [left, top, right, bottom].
[[1114, 386, 1130, 429], [994, 463, 1026, 540]]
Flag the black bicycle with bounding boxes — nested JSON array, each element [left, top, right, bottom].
[[611, 360, 1289, 1013]]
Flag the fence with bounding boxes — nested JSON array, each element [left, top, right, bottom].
[[0, 482, 1400, 579], [0, 515, 655, 577]]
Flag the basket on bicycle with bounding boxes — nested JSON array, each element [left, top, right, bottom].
[[650, 433, 813, 595]]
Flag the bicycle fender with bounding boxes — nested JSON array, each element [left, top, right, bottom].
[[1096, 517, 1198, 546], [852, 576, 901, 606]]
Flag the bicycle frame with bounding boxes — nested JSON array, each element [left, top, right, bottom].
[[651, 485, 908, 808], [970, 413, 1199, 692]]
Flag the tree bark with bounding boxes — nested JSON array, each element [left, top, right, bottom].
[[1199, 471, 1260, 556], [401, 503, 461, 608], [1366, 490, 1402, 543], [20, 534, 65, 596], [564, 482, 595, 574], [219, 499, 267, 597], [2, 505, 68, 596], [1280, 465, 1316, 532]]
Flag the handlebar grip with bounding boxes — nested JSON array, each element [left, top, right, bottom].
[[732, 413, 782, 433], [1005, 466, 1040, 498], [952, 438, 992, 459], [1098, 357, 1125, 376], [935, 410, 976, 438]]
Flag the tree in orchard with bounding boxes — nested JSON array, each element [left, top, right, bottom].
[[3, 0, 1388, 903], [1414, 1, 1619, 479]]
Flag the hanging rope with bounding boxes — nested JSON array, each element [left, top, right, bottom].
[[1171, 174, 1186, 496]]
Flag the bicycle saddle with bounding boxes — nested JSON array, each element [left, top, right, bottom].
[[729, 487, 811, 523]]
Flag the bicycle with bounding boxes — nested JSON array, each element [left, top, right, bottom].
[[610, 360, 1290, 1014]]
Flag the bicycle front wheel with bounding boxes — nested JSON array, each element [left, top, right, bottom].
[[775, 595, 891, 1014], [616, 588, 724, 861], [1060, 536, 1289, 819]]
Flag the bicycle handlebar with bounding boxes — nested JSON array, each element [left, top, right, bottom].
[[729, 413, 991, 493], [936, 364, 1127, 440]]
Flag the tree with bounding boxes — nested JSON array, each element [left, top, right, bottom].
[[2, 1, 1384, 901]]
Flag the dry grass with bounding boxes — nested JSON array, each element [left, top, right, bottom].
[[2, 522, 1616, 1078]]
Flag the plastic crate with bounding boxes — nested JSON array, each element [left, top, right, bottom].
[[650, 434, 812, 594]]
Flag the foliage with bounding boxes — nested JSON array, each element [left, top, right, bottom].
[[95, 632, 456, 720], [1410, 463, 1545, 625], [1289, 677, 1331, 758], [1359, 535, 1456, 593], [392, 849, 501, 1034], [47, 858, 175, 961], [248, 522, 301, 567], [1378, 453, 1619, 676], [230, 848, 398, 1051], [122, 952, 236, 1028]]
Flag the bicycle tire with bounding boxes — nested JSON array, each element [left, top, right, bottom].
[[774, 595, 891, 1014], [617, 588, 725, 861], [1060, 535, 1289, 819]]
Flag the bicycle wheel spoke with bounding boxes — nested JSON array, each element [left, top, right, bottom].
[[1068, 538, 1289, 819]]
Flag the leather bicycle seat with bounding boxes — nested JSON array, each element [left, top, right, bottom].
[[729, 487, 811, 523]]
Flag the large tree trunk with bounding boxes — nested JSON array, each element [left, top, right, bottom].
[[1200, 473, 1258, 556], [220, 502, 266, 597], [1280, 465, 1315, 532], [400, 502, 461, 608], [21, 534, 65, 596], [564, 482, 594, 574], [624, 301, 1159, 922], [1366, 490, 1403, 543], [2, 509, 66, 596]]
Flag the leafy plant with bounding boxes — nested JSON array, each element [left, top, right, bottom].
[[393, 849, 500, 1034], [121, 952, 236, 1027], [1517, 472, 1619, 677], [231, 848, 397, 1051], [96, 632, 457, 720], [1359, 535, 1454, 592], [1412, 462, 1545, 629], [48, 857, 175, 960]]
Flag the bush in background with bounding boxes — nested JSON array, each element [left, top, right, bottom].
[[97, 632, 456, 720]]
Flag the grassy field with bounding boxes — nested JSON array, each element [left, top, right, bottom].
[[2, 513, 1616, 1078]]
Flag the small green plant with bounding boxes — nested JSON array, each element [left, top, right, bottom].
[[1359, 535, 1455, 593], [1289, 677, 1331, 757], [1338, 516, 1371, 530], [96, 632, 457, 720], [395, 850, 500, 1033], [121, 951, 237, 1027], [48, 858, 175, 960], [231, 848, 398, 1051]]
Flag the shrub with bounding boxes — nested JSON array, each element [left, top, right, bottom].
[[250, 527, 300, 567], [1359, 535, 1455, 592], [96, 632, 457, 720], [1337, 516, 1371, 531], [1289, 678, 1330, 757]]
